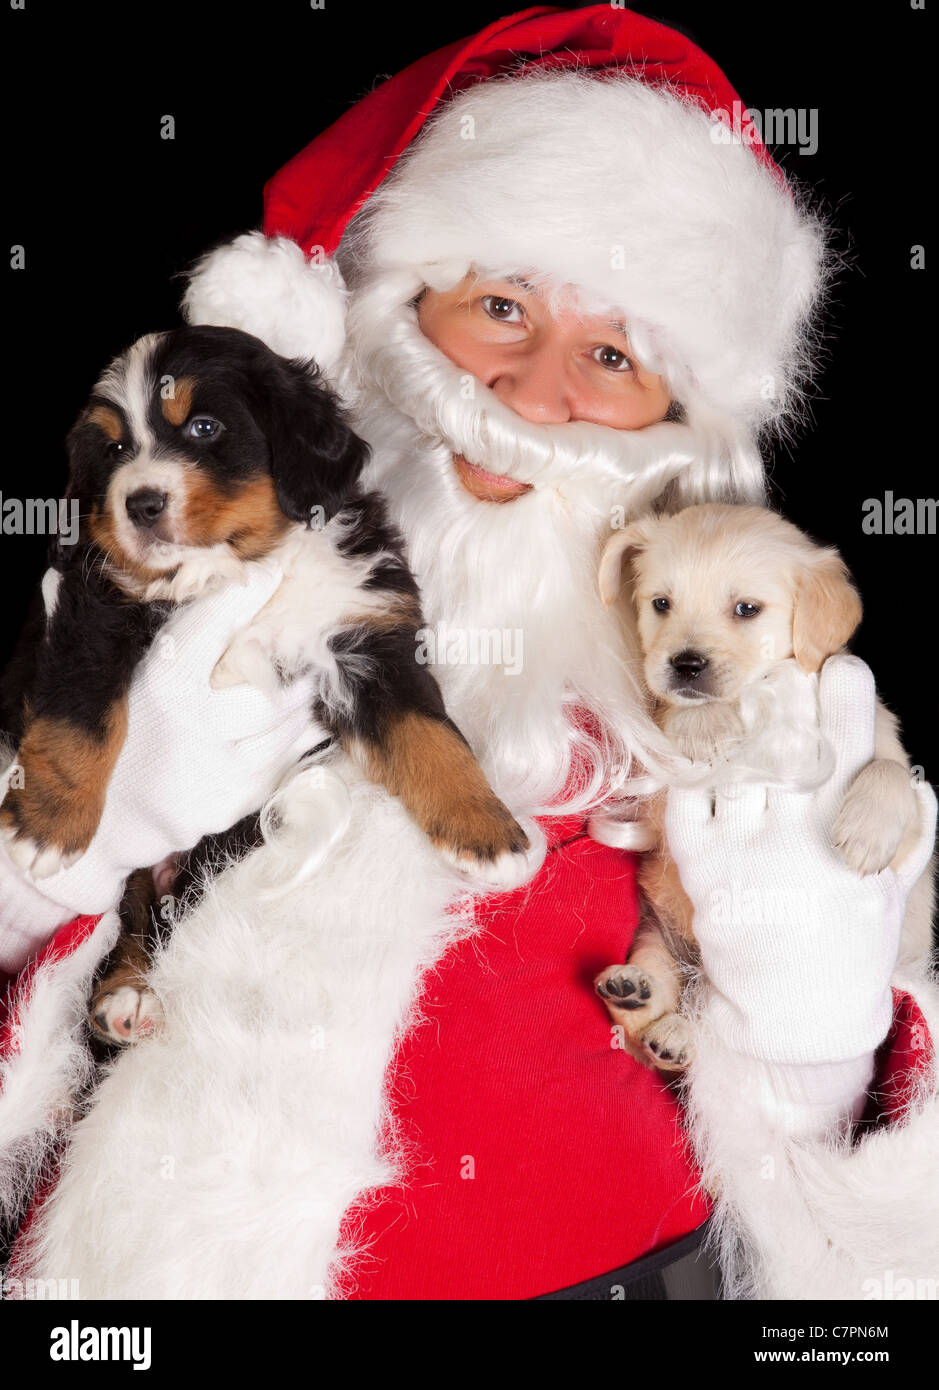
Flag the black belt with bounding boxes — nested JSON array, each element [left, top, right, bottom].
[[534, 1222, 720, 1301]]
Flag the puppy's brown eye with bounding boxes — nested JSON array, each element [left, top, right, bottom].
[[106, 440, 125, 458], [734, 601, 761, 618], [652, 597, 670, 614]]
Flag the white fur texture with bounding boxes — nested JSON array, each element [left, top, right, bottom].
[[683, 963, 939, 1299], [210, 521, 395, 708], [181, 232, 348, 378], [6, 758, 481, 1298], [339, 70, 828, 437], [0, 912, 120, 1225]]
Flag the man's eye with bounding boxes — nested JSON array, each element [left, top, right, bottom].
[[652, 597, 670, 614], [481, 295, 524, 323], [734, 601, 762, 618], [594, 345, 634, 372], [188, 416, 223, 439]]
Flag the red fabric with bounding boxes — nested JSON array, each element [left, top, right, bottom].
[[0, 913, 101, 1057], [864, 987, 935, 1128], [262, 3, 784, 260], [341, 820, 708, 1299]]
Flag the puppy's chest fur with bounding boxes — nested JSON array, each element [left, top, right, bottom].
[[209, 508, 405, 695]]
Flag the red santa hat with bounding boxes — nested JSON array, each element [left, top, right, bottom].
[[182, 4, 827, 432]]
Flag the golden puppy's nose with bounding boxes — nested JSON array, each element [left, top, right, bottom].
[[670, 649, 708, 681]]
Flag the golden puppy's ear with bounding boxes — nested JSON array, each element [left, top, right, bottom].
[[598, 520, 653, 606], [792, 549, 863, 672]]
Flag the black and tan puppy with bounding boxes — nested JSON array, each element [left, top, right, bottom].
[[0, 326, 532, 1040]]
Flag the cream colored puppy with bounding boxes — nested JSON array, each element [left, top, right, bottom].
[[593, 504, 932, 1071]]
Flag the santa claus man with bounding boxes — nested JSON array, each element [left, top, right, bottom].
[[0, 5, 936, 1301]]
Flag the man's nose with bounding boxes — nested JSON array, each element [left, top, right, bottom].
[[488, 343, 574, 425]]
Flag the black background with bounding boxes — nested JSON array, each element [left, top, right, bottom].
[[3, 0, 936, 775]]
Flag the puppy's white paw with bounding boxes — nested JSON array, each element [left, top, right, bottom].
[[1, 828, 81, 879], [1, 827, 42, 873], [91, 985, 163, 1046], [833, 760, 917, 876], [211, 634, 280, 692], [662, 701, 745, 765], [443, 821, 546, 893], [641, 1011, 695, 1071]]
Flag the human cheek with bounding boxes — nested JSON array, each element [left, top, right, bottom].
[[575, 387, 664, 430], [418, 299, 496, 377], [571, 369, 671, 429]]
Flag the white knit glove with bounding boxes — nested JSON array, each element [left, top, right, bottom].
[[666, 654, 936, 1125], [0, 564, 326, 973]]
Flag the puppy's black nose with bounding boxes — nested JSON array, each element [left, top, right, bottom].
[[126, 489, 167, 528], [671, 649, 708, 680]]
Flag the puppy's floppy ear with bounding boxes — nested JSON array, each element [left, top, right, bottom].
[[256, 354, 369, 525], [792, 548, 863, 673], [53, 405, 110, 565], [598, 518, 654, 606]]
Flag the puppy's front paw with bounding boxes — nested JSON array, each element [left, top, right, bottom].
[[595, 963, 656, 1012], [0, 718, 116, 872], [662, 702, 745, 765], [439, 814, 545, 892], [0, 821, 82, 878], [211, 634, 279, 692], [90, 984, 163, 1046], [641, 1011, 695, 1071], [833, 759, 917, 876]]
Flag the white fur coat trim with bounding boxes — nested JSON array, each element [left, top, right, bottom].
[[684, 962, 939, 1300], [0, 911, 120, 1226], [2, 760, 479, 1299]]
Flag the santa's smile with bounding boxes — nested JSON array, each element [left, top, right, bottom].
[[453, 454, 533, 504]]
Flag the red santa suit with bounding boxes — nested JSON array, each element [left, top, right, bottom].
[[1, 5, 936, 1301]]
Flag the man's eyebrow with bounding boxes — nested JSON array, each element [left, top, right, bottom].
[[505, 273, 541, 295], [485, 275, 632, 340]]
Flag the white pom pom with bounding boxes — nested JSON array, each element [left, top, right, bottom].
[[181, 230, 348, 375]]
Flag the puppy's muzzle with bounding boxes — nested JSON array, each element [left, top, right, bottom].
[[669, 648, 712, 698]]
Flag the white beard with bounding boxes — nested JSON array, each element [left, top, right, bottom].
[[344, 286, 764, 814]]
